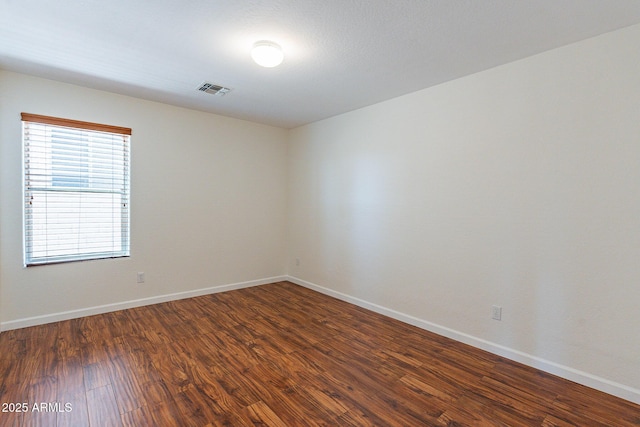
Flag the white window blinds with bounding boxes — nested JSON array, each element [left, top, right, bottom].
[[22, 113, 131, 266]]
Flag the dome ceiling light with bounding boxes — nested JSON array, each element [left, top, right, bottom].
[[251, 41, 284, 68]]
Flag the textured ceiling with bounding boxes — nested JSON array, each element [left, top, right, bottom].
[[1, 0, 640, 128]]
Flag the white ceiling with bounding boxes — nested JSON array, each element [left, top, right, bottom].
[[1, 0, 640, 129]]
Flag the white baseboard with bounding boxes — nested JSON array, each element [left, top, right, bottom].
[[0, 275, 288, 332], [286, 275, 640, 405]]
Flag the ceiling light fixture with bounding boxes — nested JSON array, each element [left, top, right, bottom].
[[251, 41, 284, 68]]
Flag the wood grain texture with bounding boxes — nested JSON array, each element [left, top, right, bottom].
[[1, 281, 639, 426]]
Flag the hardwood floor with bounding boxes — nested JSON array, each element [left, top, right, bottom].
[[1, 281, 639, 426]]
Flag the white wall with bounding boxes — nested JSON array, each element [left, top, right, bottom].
[[287, 23, 640, 402], [0, 71, 288, 327]]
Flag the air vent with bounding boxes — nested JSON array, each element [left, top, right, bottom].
[[197, 82, 231, 96]]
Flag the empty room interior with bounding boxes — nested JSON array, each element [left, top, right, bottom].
[[1, 1, 640, 425]]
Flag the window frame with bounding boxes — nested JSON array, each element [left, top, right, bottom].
[[22, 113, 131, 266]]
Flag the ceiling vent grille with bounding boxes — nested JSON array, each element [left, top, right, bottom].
[[197, 82, 231, 96]]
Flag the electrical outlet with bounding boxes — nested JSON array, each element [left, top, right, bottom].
[[295, 258, 300, 267], [492, 305, 502, 321], [137, 272, 145, 283]]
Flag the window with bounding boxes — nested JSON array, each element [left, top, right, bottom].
[[22, 113, 131, 266]]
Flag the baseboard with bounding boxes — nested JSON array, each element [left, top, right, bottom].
[[286, 275, 640, 405], [0, 275, 288, 332]]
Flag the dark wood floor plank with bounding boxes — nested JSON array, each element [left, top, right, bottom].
[[173, 383, 223, 427], [146, 400, 184, 427], [147, 344, 192, 396], [83, 362, 112, 391], [56, 355, 89, 427], [56, 395, 88, 427], [124, 349, 163, 386], [86, 384, 122, 427], [54, 320, 79, 361], [0, 411, 24, 427], [398, 373, 460, 405], [120, 404, 155, 427], [315, 370, 438, 426], [261, 349, 327, 387], [552, 385, 640, 427], [200, 330, 261, 372], [107, 356, 146, 414], [245, 400, 288, 427], [1, 356, 28, 399], [207, 363, 263, 408], [1, 281, 639, 426], [295, 383, 350, 420], [27, 375, 57, 427]]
